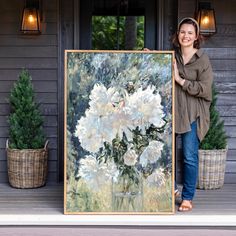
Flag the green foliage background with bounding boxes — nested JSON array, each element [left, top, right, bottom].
[[200, 84, 227, 150]]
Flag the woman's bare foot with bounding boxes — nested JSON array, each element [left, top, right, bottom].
[[178, 200, 193, 212]]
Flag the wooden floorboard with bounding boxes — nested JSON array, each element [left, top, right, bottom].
[[0, 183, 63, 215], [176, 184, 236, 215], [0, 183, 235, 215]]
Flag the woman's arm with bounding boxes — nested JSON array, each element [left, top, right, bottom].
[[174, 60, 185, 86], [182, 60, 213, 101], [175, 55, 213, 102]]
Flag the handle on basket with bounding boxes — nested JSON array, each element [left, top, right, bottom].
[[6, 139, 49, 150], [44, 140, 49, 150]]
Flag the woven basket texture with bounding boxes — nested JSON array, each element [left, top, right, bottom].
[[197, 149, 227, 190], [6, 142, 48, 189]]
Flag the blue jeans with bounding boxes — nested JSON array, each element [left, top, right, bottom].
[[181, 121, 199, 200]]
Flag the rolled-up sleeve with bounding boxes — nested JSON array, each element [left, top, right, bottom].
[[182, 57, 213, 102]]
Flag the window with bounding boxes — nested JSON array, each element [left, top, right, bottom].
[[92, 16, 144, 50]]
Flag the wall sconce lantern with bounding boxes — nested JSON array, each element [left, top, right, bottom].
[[197, 2, 216, 35], [21, 0, 41, 34]]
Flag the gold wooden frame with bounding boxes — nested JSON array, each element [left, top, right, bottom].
[[64, 50, 175, 215]]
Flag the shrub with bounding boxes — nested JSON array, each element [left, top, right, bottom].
[[200, 84, 227, 150], [8, 69, 45, 149]]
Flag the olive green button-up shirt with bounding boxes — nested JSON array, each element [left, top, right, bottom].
[[175, 48, 213, 141]]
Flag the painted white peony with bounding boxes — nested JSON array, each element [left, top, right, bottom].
[[77, 155, 118, 190], [74, 115, 104, 153], [87, 84, 120, 118], [123, 149, 138, 166], [125, 85, 165, 132], [139, 140, 164, 167], [146, 168, 166, 187]]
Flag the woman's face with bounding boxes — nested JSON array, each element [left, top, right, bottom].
[[178, 23, 198, 48]]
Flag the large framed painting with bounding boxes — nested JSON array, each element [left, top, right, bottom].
[[64, 50, 175, 214]]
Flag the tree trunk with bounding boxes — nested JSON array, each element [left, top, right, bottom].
[[125, 16, 137, 49]]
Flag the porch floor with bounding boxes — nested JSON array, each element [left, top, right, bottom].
[[0, 183, 235, 226]]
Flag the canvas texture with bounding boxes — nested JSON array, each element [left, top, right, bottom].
[[64, 51, 174, 214]]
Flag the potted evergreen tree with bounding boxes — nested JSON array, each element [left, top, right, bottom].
[[197, 84, 228, 189], [6, 69, 48, 188]]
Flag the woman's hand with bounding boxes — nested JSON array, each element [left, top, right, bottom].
[[174, 60, 185, 86]]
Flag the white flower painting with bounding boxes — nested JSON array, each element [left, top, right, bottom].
[[75, 84, 165, 153], [65, 51, 174, 214]]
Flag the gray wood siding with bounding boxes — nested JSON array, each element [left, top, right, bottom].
[[178, 0, 236, 183], [0, 0, 59, 183], [1, 0, 235, 185], [58, 0, 75, 182]]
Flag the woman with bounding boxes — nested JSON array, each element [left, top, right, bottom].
[[173, 17, 213, 212]]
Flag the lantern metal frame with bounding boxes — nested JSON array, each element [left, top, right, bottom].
[[197, 2, 216, 36], [20, 0, 41, 34]]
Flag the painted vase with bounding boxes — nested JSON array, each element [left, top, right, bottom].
[[112, 171, 143, 212]]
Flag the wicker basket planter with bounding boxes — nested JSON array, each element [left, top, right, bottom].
[[6, 140, 49, 189], [197, 149, 227, 190]]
